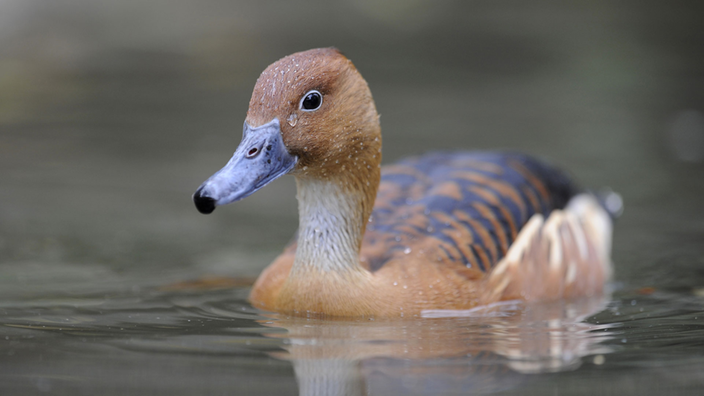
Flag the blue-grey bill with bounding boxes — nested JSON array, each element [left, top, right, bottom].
[[193, 118, 297, 214]]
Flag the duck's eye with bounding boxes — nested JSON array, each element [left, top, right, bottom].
[[300, 90, 322, 111]]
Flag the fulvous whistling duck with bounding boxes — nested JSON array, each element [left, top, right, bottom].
[[193, 48, 619, 317]]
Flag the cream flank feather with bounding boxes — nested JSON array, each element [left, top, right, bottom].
[[484, 194, 612, 303]]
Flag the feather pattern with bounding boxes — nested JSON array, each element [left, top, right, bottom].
[[362, 152, 577, 273]]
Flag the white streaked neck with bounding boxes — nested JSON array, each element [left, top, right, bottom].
[[292, 177, 365, 274]]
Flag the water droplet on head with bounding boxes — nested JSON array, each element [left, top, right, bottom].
[[403, 247, 411, 254], [287, 113, 298, 127]]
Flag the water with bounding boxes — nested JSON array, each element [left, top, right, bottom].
[[2, 1, 704, 395], [2, 280, 704, 395]]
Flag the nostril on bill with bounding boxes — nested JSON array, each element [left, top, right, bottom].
[[193, 188, 216, 214], [245, 142, 265, 159]]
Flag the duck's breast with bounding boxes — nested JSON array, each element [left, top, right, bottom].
[[362, 152, 578, 273]]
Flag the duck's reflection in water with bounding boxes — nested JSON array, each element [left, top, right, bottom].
[[260, 296, 613, 396]]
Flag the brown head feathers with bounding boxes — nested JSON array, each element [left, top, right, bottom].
[[246, 48, 382, 182]]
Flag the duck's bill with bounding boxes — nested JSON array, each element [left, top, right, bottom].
[[193, 118, 297, 214]]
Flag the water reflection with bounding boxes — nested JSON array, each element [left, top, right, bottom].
[[8, 276, 704, 395], [262, 297, 612, 395]]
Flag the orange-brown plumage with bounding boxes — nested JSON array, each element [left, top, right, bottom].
[[195, 48, 616, 317]]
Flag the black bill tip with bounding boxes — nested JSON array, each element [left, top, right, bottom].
[[193, 188, 216, 214]]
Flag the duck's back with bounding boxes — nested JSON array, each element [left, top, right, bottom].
[[362, 152, 578, 274]]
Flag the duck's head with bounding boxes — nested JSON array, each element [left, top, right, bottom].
[[194, 48, 381, 214]]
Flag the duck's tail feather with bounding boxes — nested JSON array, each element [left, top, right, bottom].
[[593, 188, 624, 220], [483, 193, 612, 303]]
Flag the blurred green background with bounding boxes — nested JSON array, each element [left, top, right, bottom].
[[1, 0, 703, 293]]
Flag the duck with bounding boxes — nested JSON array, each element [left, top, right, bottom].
[[193, 48, 618, 317]]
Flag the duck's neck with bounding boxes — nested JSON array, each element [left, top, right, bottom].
[[291, 173, 377, 276]]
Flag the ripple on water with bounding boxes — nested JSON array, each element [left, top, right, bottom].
[[2, 282, 704, 395]]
